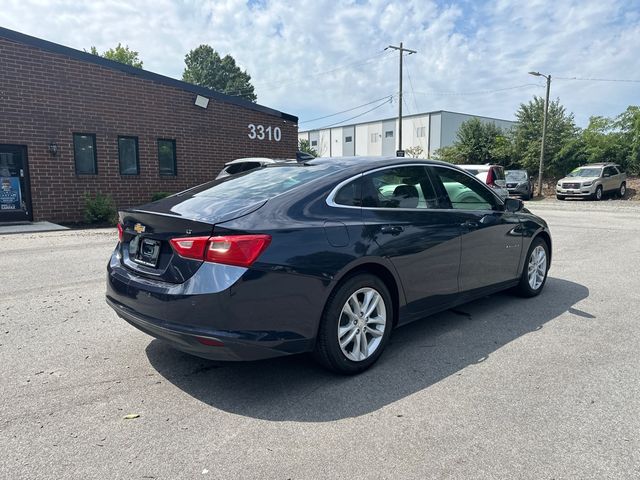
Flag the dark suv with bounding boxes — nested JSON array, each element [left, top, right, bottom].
[[505, 170, 534, 200]]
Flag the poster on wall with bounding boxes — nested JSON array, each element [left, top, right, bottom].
[[0, 177, 22, 210]]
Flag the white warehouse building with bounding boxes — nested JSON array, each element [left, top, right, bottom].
[[298, 110, 516, 158]]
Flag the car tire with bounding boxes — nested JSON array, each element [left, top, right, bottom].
[[515, 237, 550, 298], [314, 274, 393, 375], [618, 182, 627, 198], [593, 185, 603, 201], [556, 195, 565, 201]]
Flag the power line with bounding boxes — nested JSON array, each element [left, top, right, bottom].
[[412, 83, 541, 96], [299, 95, 395, 124], [312, 97, 394, 130], [555, 76, 640, 83]]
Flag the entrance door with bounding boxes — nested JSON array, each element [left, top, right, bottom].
[[0, 145, 32, 222]]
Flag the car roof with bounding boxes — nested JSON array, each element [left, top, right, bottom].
[[581, 162, 619, 167]]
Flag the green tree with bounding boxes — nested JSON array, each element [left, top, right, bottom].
[[89, 43, 143, 68], [581, 115, 629, 167], [298, 138, 318, 157], [182, 45, 257, 102], [615, 106, 640, 174], [435, 118, 512, 166], [512, 96, 578, 178]]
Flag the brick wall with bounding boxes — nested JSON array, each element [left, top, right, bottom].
[[0, 36, 298, 222]]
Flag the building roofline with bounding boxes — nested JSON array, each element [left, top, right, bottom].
[[299, 109, 515, 133], [0, 26, 298, 123]]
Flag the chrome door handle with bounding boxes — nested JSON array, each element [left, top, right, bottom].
[[461, 220, 479, 229], [380, 225, 404, 234]]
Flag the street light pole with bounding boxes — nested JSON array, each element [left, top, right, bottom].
[[386, 42, 416, 155], [528, 71, 551, 197]]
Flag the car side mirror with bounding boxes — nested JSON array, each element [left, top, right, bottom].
[[603, 173, 610, 177], [504, 198, 523, 213]]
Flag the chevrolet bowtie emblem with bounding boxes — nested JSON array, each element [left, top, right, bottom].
[[134, 223, 146, 234]]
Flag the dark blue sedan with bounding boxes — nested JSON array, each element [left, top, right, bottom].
[[106, 157, 551, 374]]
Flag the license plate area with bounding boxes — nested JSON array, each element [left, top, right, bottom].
[[130, 236, 161, 267]]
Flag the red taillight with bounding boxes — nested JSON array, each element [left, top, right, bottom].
[[486, 168, 495, 186], [169, 236, 209, 260], [170, 234, 271, 267], [117, 223, 124, 242]]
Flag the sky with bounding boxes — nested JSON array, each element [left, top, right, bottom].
[[2, 0, 639, 129]]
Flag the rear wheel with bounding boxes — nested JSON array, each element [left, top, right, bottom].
[[314, 274, 393, 374], [515, 237, 549, 297], [618, 182, 627, 198]]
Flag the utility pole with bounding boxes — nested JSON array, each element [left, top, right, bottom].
[[386, 42, 416, 156], [528, 71, 551, 196]]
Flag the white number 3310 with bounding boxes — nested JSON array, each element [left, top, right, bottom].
[[248, 124, 281, 142]]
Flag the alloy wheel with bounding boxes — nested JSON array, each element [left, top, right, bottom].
[[338, 287, 386, 362], [527, 245, 547, 290]]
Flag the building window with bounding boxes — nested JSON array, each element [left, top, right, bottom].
[[385, 130, 394, 138], [345, 136, 353, 143], [416, 126, 426, 137], [311, 140, 318, 147], [118, 136, 139, 175], [158, 139, 177, 176], [73, 133, 97, 175], [370, 133, 378, 143]]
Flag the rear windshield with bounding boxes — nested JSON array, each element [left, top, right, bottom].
[[193, 164, 341, 203]]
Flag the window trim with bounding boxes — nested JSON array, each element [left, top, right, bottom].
[[157, 139, 177, 176], [118, 135, 140, 176], [73, 132, 98, 175], [326, 163, 504, 211]]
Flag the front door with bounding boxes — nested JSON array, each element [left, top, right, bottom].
[[428, 165, 523, 292], [0, 145, 32, 222], [359, 165, 462, 320]]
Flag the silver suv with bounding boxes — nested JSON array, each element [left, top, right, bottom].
[[556, 163, 627, 200]]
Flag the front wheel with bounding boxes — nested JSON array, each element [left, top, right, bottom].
[[314, 274, 393, 374], [593, 185, 603, 201], [556, 195, 565, 201], [515, 237, 550, 297]]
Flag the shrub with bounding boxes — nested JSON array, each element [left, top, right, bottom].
[[151, 192, 171, 202], [84, 193, 117, 225]]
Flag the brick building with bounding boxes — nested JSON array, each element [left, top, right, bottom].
[[0, 27, 298, 223]]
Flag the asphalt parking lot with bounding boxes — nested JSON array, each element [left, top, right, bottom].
[[1, 199, 639, 479]]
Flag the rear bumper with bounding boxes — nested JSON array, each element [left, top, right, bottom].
[[106, 248, 320, 361], [106, 296, 312, 361]]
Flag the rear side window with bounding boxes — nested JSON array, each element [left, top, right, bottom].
[[334, 178, 362, 207], [492, 167, 505, 180], [430, 167, 497, 211], [361, 166, 438, 209]]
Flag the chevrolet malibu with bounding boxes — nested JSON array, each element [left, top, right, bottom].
[[106, 157, 552, 374]]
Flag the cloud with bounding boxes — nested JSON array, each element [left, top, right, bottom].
[[1, 0, 638, 127]]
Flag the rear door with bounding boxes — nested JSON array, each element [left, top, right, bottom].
[[359, 165, 462, 318], [429, 165, 523, 292], [0, 145, 32, 222]]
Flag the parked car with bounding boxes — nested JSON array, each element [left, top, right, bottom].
[[216, 157, 280, 179], [217, 152, 316, 179], [505, 169, 534, 200], [457, 164, 508, 199], [556, 163, 627, 200], [107, 157, 552, 374]]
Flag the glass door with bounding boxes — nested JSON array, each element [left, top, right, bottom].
[[0, 145, 32, 222]]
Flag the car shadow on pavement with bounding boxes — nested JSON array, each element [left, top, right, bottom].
[[145, 277, 589, 422]]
